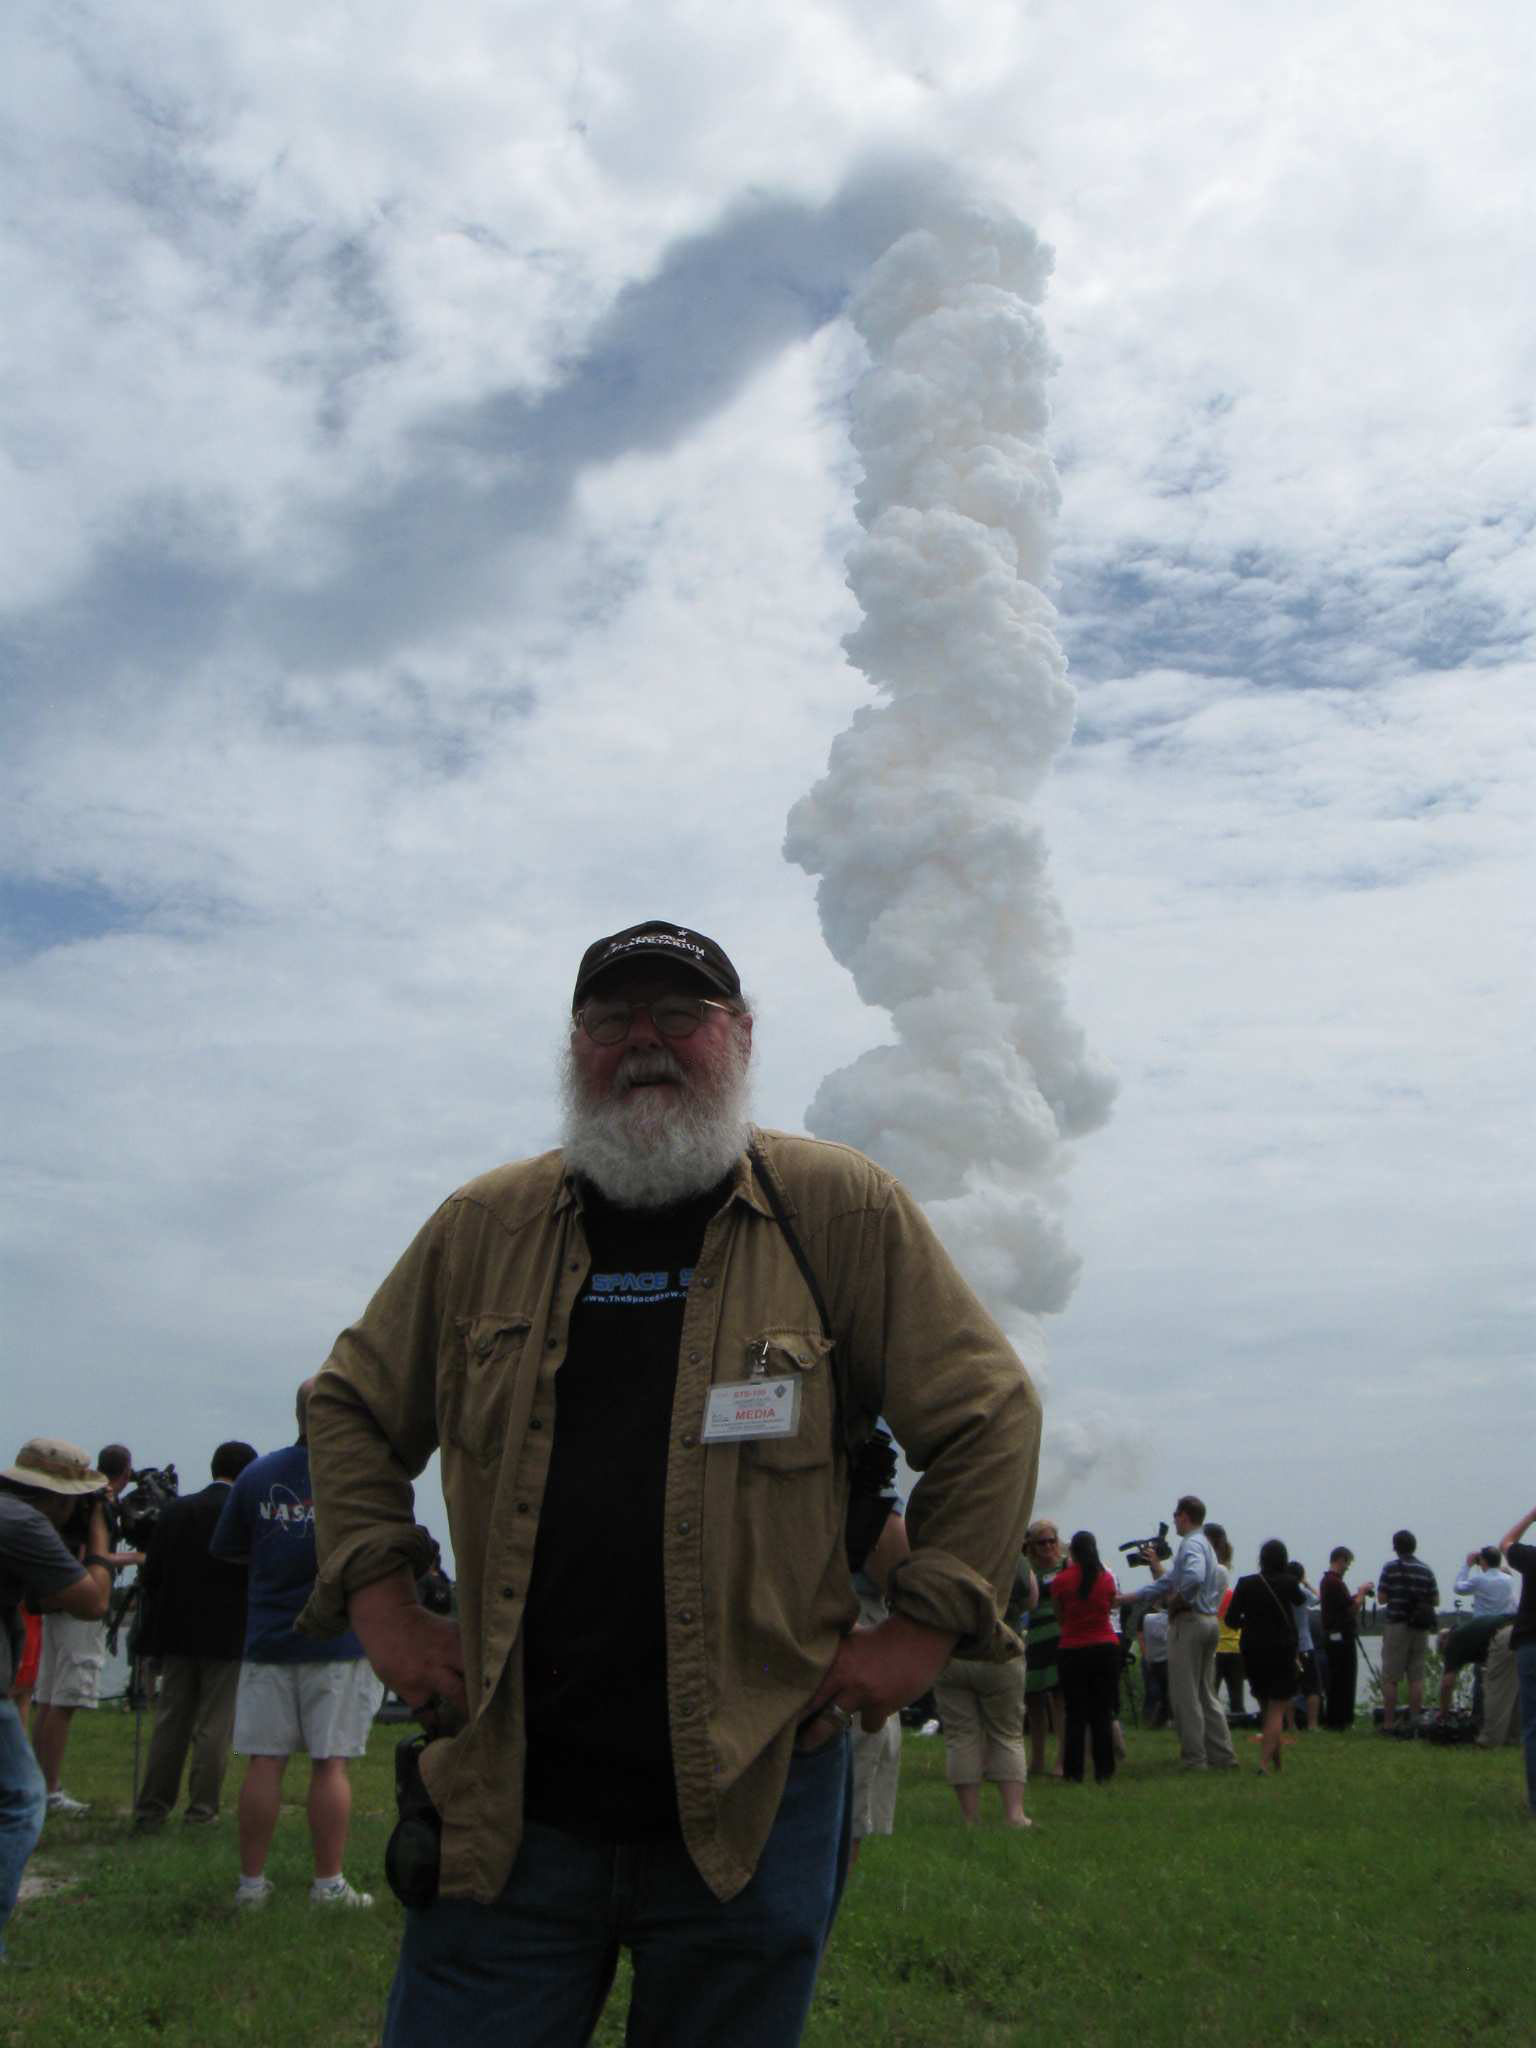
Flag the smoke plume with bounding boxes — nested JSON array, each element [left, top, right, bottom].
[[785, 204, 1116, 1396]]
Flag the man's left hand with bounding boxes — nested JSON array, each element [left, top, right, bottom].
[[801, 1613, 958, 1750]]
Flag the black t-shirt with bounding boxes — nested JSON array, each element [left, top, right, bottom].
[[1508, 1542, 1536, 1650], [520, 1175, 728, 1840], [1318, 1570, 1357, 1639]]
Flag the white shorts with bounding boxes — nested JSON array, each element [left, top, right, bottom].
[[233, 1659, 384, 1760], [35, 1614, 106, 1709], [850, 1716, 902, 1839]]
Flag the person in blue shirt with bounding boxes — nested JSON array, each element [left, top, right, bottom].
[[211, 1381, 383, 1911], [1454, 1548, 1519, 1618], [1142, 1494, 1237, 1770]]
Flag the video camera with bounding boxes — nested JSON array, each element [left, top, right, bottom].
[[115, 1463, 179, 1548], [1117, 1520, 1173, 1568], [104, 1464, 179, 1682]]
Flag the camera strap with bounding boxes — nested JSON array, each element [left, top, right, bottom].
[[1262, 1574, 1299, 1641], [747, 1143, 882, 1458]]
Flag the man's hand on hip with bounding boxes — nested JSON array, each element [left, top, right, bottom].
[[800, 1613, 959, 1750], [349, 1568, 468, 1719]]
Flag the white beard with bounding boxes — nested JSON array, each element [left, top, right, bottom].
[[559, 1036, 753, 1209]]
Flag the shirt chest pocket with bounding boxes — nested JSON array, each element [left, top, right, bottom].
[[442, 1313, 533, 1462], [738, 1330, 837, 1476]]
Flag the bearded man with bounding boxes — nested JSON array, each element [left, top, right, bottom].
[[302, 919, 1040, 2048]]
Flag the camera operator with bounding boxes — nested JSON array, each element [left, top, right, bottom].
[[1140, 1495, 1237, 1771], [133, 1441, 257, 1832], [1453, 1547, 1519, 1618], [31, 1443, 145, 1816], [1, 1439, 114, 1963]]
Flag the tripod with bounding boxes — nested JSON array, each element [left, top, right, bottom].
[[106, 1580, 154, 1804]]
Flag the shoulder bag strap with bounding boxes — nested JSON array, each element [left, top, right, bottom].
[[748, 1143, 880, 1456], [748, 1143, 832, 1340]]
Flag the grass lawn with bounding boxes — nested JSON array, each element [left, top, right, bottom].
[[6, 1710, 1530, 2046]]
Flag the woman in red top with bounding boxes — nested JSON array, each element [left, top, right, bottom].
[[1052, 1531, 1122, 1783]]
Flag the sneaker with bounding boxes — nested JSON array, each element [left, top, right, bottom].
[[46, 1789, 89, 1816], [310, 1877, 373, 1909], [918, 1719, 941, 1737], [234, 1876, 274, 1910]]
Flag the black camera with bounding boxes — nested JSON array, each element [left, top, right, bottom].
[[116, 1464, 179, 1547], [1118, 1520, 1172, 1567], [60, 1487, 109, 1551], [385, 1734, 443, 1908]]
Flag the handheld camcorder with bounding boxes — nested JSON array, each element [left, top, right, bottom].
[[1117, 1520, 1173, 1568]]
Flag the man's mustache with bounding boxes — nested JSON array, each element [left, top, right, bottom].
[[612, 1049, 687, 1093]]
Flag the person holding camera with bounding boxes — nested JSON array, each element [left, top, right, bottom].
[[1454, 1547, 1519, 1618], [132, 1440, 258, 1833], [1318, 1548, 1373, 1729], [31, 1442, 145, 1816], [1, 1439, 115, 1962], [1141, 1494, 1237, 1771]]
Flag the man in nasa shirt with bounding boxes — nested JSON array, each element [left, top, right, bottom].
[[303, 918, 1040, 2048], [211, 1381, 382, 1910]]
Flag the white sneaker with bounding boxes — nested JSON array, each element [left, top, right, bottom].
[[234, 1876, 274, 1910], [46, 1789, 89, 1816], [919, 1719, 941, 1737], [310, 1877, 373, 1909]]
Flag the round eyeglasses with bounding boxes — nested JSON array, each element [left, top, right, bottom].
[[575, 995, 737, 1045]]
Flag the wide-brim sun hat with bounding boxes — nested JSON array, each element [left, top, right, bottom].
[[1, 1437, 107, 1496]]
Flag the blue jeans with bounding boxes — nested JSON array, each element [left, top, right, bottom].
[[0, 1698, 48, 1960], [1516, 1641, 1536, 1814], [384, 1735, 851, 2047]]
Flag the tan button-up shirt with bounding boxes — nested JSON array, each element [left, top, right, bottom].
[[301, 1126, 1040, 1902]]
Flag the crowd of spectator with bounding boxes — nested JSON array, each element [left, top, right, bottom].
[[6, 1436, 1536, 1978], [1, 1396, 448, 1961], [902, 1497, 1536, 1834]]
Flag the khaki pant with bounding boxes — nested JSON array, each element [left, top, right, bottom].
[[134, 1656, 241, 1823], [1477, 1627, 1520, 1747], [1381, 1620, 1428, 1685], [933, 1656, 1028, 1784], [1166, 1612, 1235, 1767]]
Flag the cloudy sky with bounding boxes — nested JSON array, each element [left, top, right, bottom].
[[5, 1, 1531, 1602]]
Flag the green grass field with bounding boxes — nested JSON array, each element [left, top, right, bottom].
[[6, 1711, 1530, 2046]]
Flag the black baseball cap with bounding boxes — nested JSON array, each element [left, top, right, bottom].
[[572, 921, 742, 1009]]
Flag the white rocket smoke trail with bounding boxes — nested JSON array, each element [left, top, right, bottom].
[[785, 205, 1117, 1430]]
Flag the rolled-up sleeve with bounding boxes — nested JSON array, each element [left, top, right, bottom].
[[845, 1178, 1041, 1654], [298, 1203, 453, 1637]]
